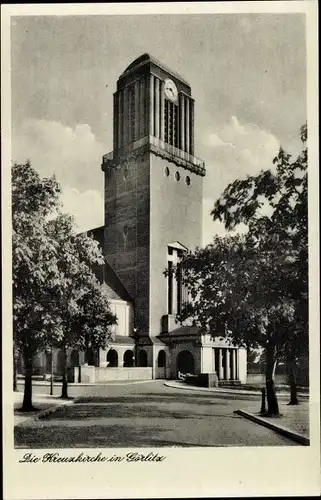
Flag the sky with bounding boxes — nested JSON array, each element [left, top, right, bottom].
[[11, 13, 307, 245]]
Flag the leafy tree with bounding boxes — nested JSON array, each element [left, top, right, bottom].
[[12, 162, 116, 408], [175, 125, 307, 415], [12, 161, 62, 410], [45, 214, 117, 398], [213, 124, 307, 407]]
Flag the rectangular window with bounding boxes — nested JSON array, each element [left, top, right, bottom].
[[168, 260, 173, 314], [129, 84, 135, 143], [177, 262, 182, 314]]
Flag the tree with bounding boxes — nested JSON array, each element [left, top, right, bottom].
[[212, 124, 308, 407], [12, 162, 117, 408], [12, 161, 62, 410], [45, 214, 117, 399], [174, 125, 308, 415]]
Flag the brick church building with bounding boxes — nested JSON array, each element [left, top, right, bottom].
[[25, 54, 247, 384]]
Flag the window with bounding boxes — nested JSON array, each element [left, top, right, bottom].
[[164, 100, 178, 147], [175, 171, 180, 181], [123, 225, 128, 250], [129, 84, 135, 142], [177, 262, 182, 314], [185, 176, 191, 186], [167, 244, 187, 315], [167, 260, 173, 314], [164, 166, 170, 177]]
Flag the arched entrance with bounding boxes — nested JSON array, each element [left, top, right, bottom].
[[123, 350, 134, 367], [70, 350, 79, 367], [85, 348, 96, 366], [137, 349, 148, 367], [57, 350, 65, 375], [45, 352, 52, 373], [107, 349, 118, 367], [157, 350, 166, 368], [176, 350, 195, 375]]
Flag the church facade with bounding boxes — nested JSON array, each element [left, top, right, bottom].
[[22, 54, 247, 384]]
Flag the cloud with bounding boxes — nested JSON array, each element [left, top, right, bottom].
[[12, 119, 105, 193], [201, 116, 280, 243], [60, 187, 104, 233], [12, 119, 105, 232], [201, 115, 280, 197]]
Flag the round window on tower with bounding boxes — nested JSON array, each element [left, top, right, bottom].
[[185, 176, 191, 186], [175, 171, 180, 181], [164, 167, 170, 177]]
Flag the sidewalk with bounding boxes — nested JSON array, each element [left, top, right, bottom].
[[14, 391, 73, 426], [165, 380, 310, 444], [236, 399, 309, 441]]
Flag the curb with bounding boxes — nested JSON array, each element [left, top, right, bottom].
[[16, 379, 157, 388], [36, 400, 74, 420], [234, 409, 310, 446], [164, 381, 309, 398], [15, 400, 74, 426]]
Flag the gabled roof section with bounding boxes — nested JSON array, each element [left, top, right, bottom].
[[104, 261, 133, 303], [86, 226, 133, 303], [167, 241, 188, 252], [87, 226, 104, 248]]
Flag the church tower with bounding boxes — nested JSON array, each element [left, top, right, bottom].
[[101, 54, 205, 341]]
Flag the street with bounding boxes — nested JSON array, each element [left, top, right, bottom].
[[15, 381, 296, 448]]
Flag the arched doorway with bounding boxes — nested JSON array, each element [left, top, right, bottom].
[[107, 349, 118, 367], [123, 350, 134, 367], [16, 354, 24, 375], [85, 348, 96, 366], [176, 350, 195, 375], [57, 350, 65, 375], [138, 349, 148, 367], [45, 352, 52, 373], [70, 350, 79, 367], [157, 350, 166, 368]]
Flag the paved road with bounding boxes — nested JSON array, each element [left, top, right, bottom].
[[15, 381, 296, 448]]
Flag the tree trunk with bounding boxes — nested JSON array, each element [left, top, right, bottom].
[[287, 352, 299, 405], [265, 345, 279, 416], [61, 347, 68, 399], [22, 348, 35, 411]]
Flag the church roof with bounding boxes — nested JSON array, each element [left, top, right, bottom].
[[86, 226, 133, 303], [120, 53, 190, 87], [103, 261, 133, 302]]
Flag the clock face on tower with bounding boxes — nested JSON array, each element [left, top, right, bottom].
[[164, 79, 178, 103]]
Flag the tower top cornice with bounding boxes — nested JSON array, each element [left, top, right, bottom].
[[119, 53, 190, 88]]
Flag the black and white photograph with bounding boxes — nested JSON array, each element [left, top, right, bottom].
[[2, 2, 320, 499]]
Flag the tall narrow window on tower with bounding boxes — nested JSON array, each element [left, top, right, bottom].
[[129, 84, 135, 144], [164, 100, 178, 147], [167, 244, 187, 316], [167, 260, 173, 315]]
